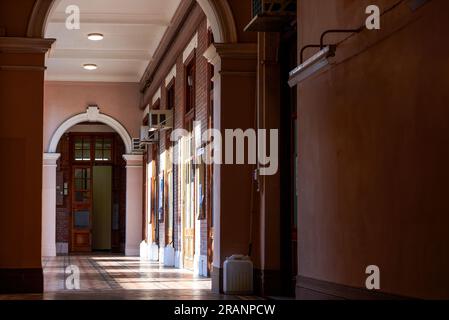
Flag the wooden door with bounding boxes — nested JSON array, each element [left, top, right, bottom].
[[71, 166, 93, 252], [183, 125, 195, 270], [183, 159, 195, 270]]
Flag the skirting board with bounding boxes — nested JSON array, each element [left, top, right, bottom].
[[296, 276, 409, 300], [125, 246, 140, 256], [56, 242, 68, 255], [194, 254, 208, 277], [0, 268, 43, 294], [159, 247, 165, 264], [148, 243, 159, 261], [175, 250, 183, 269], [164, 246, 175, 267]]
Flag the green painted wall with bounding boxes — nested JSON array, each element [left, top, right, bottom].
[[93, 166, 112, 250]]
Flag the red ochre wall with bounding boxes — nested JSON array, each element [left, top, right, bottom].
[[297, 0, 449, 299]]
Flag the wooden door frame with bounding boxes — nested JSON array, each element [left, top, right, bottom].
[[71, 165, 93, 252], [68, 132, 120, 254]]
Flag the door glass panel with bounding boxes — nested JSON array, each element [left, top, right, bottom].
[[74, 169, 83, 179], [75, 179, 84, 190], [75, 150, 83, 161], [104, 139, 112, 149], [83, 150, 91, 161], [95, 150, 103, 161], [74, 140, 83, 150], [75, 191, 89, 203], [74, 211, 90, 229], [103, 150, 111, 161]]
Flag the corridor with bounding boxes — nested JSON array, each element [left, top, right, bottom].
[[0, 256, 253, 300]]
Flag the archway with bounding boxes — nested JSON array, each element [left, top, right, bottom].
[[47, 106, 133, 154], [43, 106, 142, 257], [36, 0, 244, 293]]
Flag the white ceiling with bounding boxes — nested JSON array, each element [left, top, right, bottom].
[[45, 0, 181, 82]]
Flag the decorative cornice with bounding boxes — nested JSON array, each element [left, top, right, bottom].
[[0, 37, 55, 53], [123, 154, 144, 167], [43, 153, 61, 166], [0, 65, 47, 71], [204, 43, 257, 62]]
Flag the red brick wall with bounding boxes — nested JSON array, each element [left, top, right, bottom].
[[146, 17, 211, 259], [56, 134, 70, 245], [196, 19, 209, 257]]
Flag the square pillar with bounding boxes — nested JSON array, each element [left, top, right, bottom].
[[42, 153, 61, 257], [123, 155, 144, 256], [204, 43, 258, 293]]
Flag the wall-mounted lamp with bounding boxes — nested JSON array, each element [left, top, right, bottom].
[[288, 29, 361, 87], [288, 45, 336, 87]]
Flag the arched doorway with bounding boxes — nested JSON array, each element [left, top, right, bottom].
[[43, 106, 142, 257]]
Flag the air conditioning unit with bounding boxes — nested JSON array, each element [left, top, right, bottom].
[[139, 126, 159, 146], [149, 110, 173, 131], [245, 0, 297, 32], [132, 138, 146, 153]]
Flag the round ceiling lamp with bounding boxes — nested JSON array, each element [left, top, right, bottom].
[[83, 64, 98, 71], [87, 33, 104, 41]]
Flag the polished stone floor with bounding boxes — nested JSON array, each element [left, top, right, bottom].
[[0, 255, 258, 300]]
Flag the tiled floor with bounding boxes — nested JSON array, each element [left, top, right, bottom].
[[0, 255, 258, 300]]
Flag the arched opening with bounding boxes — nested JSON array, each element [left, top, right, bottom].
[[43, 107, 131, 257], [55, 123, 126, 255], [47, 106, 133, 155], [37, 0, 238, 296]]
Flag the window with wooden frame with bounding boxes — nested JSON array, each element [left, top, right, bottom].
[[151, 98, 161, 127], [185, 54, 196, 115], [94, 136, 113, 162], [166, 80, 175, 111], [74, 137, 91, 161]]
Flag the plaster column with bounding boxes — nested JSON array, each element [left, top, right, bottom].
[[0, 37, 54, 293], [204, 43, 258, 292], [123, 155, 144, 256], [42, 153, 61, 257], [256, 32, 282, 296]]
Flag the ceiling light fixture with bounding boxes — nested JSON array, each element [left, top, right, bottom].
[[83, 64, 98, 71], [87, 33, 104, 41]]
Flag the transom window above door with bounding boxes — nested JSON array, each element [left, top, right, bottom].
[[95, 137, 113, 161], [74, 137, 91, 161], [73, 135, 114, 163]]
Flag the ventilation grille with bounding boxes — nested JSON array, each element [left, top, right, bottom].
[[132, 138, 145, 153]]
